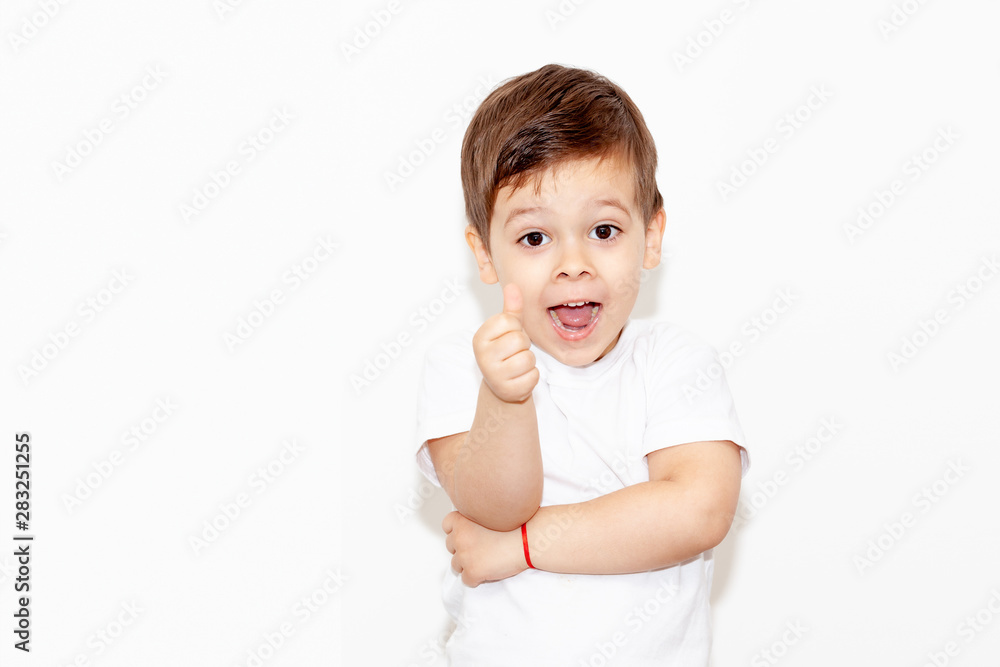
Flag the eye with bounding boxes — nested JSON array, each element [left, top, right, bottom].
[[589, 224, 621, 241], [518, 231, 550, 247]]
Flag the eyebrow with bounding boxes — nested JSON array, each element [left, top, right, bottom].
[[593, 198, 632, 216], [503, 198, 633, 228], [504, 206, 543, 228]]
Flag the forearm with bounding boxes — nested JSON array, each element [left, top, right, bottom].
[[525, 480, 732, 575], [452, 380, 542, 531]]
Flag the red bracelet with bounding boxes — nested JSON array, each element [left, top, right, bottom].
[[521, 523, 535, 569]]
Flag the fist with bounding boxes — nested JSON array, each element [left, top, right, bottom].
[[472, 283, 539, 403], [443, 510, 527, 588]]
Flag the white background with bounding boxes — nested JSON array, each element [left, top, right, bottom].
[[1, 0, 998, 665]]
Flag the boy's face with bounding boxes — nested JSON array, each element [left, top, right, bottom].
[[467, 155, 666, 367]]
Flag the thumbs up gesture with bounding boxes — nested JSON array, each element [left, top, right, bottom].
[[472, 283, 539, 403]]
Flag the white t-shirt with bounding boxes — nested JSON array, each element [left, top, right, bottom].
[[414, 318, 749, 666]]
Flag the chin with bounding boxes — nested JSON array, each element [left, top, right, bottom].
[[544, 339, 609, 367]]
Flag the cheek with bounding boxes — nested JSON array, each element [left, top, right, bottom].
[[523, 308, 550, 344], [626, 245, 648, 294], [606, 255, 644, 301], [497, 254, 533, 283], [611, 278, 640, 306]]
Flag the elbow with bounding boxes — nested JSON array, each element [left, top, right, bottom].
[[464, 510, 538, 534], [499, 499, 542, 532], [454, 487, 541, 533], [668, 487, 736, 556], [691, 474, 741, 552], [699, 501, 737, 551], [472, 497, 541, 533]]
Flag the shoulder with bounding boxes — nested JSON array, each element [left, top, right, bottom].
[[422, 327, 479, 372], [626, 319, 719, 368], [416, 327, 482, 407]]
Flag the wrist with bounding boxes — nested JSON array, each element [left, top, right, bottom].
[[511, 524, 531, 575], [522, 522, 535, 569], [481, 378, 532, 406]]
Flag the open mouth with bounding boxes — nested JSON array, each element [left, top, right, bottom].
[[548, 301, 601, 340]]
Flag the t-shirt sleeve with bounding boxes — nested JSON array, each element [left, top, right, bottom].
[[414, 329, 482, 487], [642, 328, 750, 477]]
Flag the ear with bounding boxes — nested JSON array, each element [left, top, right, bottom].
[[642, 208, 666, 270], [465, 225, 499, 284]]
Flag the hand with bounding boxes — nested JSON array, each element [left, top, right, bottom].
[[443, 510, 528, 588], [472, 283, 539, 403]]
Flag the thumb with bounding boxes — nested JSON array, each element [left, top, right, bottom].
[[502, 283, 523, 322]]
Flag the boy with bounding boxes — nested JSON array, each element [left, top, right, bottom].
[[414, 64, 749, 665]]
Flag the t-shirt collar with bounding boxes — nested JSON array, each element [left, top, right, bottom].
[[531, 318, 635, 387]]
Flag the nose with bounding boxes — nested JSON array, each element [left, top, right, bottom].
[[554, 239, 594, 280]]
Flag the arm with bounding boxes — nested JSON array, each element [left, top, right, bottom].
[[526, 439, 742, 573], [428, 380, 542, 532], [443, 440, 742, 586], [427, 283, 543, 532]]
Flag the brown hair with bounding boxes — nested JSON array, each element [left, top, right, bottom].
[[461, 63, 663, 253]]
